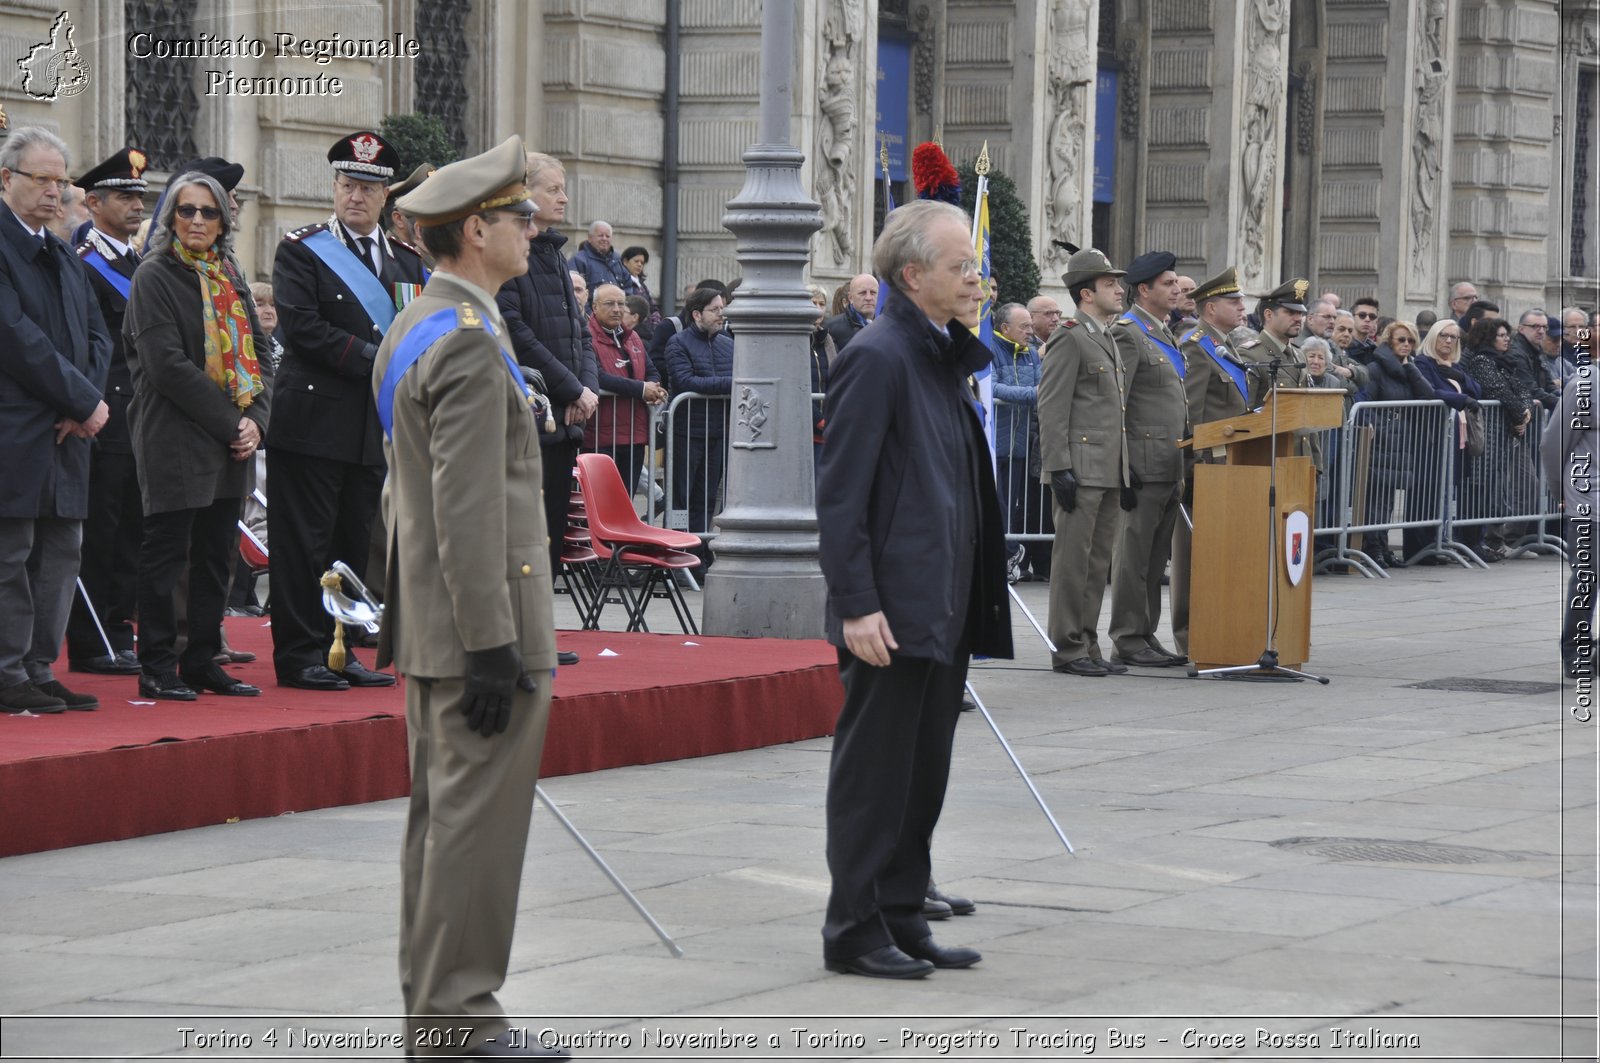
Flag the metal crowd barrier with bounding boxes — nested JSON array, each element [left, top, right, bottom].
[[659, 392, 732, 538]]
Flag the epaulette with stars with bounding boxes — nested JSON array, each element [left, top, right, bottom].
[[283, 222, 330, 243]]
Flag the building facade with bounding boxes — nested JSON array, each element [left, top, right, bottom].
[[3, 0, 1596, 318]]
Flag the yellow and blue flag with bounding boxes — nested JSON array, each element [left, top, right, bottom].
[[971, 175, 996, 457]]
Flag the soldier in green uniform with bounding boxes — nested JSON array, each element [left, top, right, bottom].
[[1037, 249, 1132, 677], [1236, 278, 1311, 390], [1171, 267, 1251, 657], [1107, 252, 1190, 667], [371, 135, 568, 1059]]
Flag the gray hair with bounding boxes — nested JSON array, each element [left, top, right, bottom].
[[147, 172, 234, 256], [1519, 307, 1547, 327], [1301, 336, 1333, 360], [1449, 281, 1476, 300], [1334, 309, 1356, 323], [872, 199, 969, 294], [1562, 305, 1586, 321], [588, 219, 611, 236], [1308, 298, 1336, 315], [996, 301, 1027, 329], [525, 151, 564, 187], [0, 126, 70, 174]]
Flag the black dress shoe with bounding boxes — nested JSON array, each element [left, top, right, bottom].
[[1116, 647, 1180, 668], [139, 672, 198, 701], [280, 665, 350, 691], [927, 879, 975, 915], [1149, 643, 1188, 665], [1094, 657, 1129, 674], [0, 680, 66, 714], [824, 943, 934, 979], [1053, 656, 1108, 677], [462, 1035, 572, 1058], [35, 679, 98, 710], [557, 650, 579, 666], [70, 653, 142, 675], [959, 692, 977, 712], [338, 658, 397, 687], [180, 666, 261, 697], [900, 935, 981, 969], [920, 896, 953, 920]]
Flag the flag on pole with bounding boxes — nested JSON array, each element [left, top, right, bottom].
[[970, 142, 996, 459], [876, 140, 896, 316]]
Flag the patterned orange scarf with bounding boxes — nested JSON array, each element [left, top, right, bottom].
[[170, 239, 264, 408]]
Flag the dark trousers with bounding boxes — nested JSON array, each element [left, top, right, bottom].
[[267, 450, 383, 678], [136, 497, 239, 675], [66, 449, 143, 659], [1000, 457, 1053, 577], [542, 438, 579, 571], [822, 646, 968, 960], [608, 442, 647, 503], [672, 431, 726, 535], [0, 516, 81, 688]]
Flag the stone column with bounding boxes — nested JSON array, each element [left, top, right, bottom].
[[909, 0, 947, 147], [1398, 0, 1459, 316], [808, 0, 878, 290], [1035, 0, 1099, 285], [1316, 0, 1392, 302], [1234, 0, 1291, 294], [700, 0, 827, 640]]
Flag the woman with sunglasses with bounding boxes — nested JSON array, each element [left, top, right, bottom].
[[1461, 317, 1539, 562], [1409, 320, 1485, 563], [1358, 320, 1434, 567], [123, 172, 272, 700]]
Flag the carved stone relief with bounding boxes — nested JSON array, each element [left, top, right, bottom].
[[1293, 61, 1316, 156], [913, 3, 937, 115], [732, 381, 777, 449], [1043, 0, 1096, 271], [1409, 0, 1448, 283], [814, 0, 864, 267], [1239, 0, 1288, 287], [1118, 37, 1142, 139]]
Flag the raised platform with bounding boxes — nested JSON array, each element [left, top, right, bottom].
[[0, 621, 841, 857]]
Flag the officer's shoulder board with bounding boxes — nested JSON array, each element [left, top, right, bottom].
[[1238, 339, 1261, 351], [74, 239, 92, 257], [1061, 319, 1079, 330], [283, 222, 330, 244], [1181, 329, 1201, 345], [389, 234, 423, 259], [454, 301, 486, 331]]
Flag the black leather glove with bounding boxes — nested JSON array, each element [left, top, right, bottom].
[[1120, 470, 1142, 512], [462, 643, 537, 738], [1465, 396, 1482, 411], [1050, 469, 1078, 513]]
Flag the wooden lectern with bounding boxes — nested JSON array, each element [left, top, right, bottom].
[[1185, 388, 1344, 670]]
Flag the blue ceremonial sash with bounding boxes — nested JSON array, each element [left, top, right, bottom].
[[376, 307, 532, 438], [1191, 331, 1251, 404], [81, 249, 131, 300], [303, 229, 398, 335], [1130, 314, 1185, 377]]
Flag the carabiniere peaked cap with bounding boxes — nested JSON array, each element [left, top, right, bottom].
[[396, 136, 533, 228], [1061, 247, 1124, 289]]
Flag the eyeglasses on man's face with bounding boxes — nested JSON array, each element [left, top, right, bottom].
[[175, 204, 223, 221], [9, 170, 70, 193]]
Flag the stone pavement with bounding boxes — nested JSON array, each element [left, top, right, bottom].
[[1, 552, 1595, 1061]]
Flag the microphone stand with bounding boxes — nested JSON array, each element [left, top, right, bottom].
[[1191, 352, 1328, 684]]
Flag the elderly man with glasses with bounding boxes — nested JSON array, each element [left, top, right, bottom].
[[1511, 308, 1562, 408]]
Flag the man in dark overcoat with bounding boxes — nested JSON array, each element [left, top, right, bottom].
[[268, 131, 427, 691], [0, 127, 113, 714], [65, 148, 150, 675], [817, 198, 1012, 980]]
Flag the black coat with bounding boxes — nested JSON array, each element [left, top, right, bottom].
[[75, 232, 138, 454], [0, 200, 112, 519], [823, 309, 867, 355], [1364, 344, 1435, 404], [497, 227, 598, 446], [268, 223, 427, 467], [1462, 345, 1534, 430], [122, 249, 273, 515], [817, 288, 1012, 664]]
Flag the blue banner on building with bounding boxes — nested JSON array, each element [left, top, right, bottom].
[[1093, 68, 1117, 204], [876, 32, 912, 181]]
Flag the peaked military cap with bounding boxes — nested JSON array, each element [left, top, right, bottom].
[[396, 135, 533, 228], [1123, 250, 1178, 288], [76, 147, 150, 193], [387, 162, 435, 203], [1191, 266, 1244, 303], [1258, 277, 1310, 313], [1061, 247, 1125, 290], [328, 131, 399, 183], [176, 155, 244, 191]]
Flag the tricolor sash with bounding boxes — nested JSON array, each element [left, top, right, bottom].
[[376, 307, 532, 439], [303, 229, 398, 335]]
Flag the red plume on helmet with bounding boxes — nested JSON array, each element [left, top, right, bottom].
[[911, 142, 962, 205]]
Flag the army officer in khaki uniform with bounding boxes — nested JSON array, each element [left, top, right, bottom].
[[1172, 267, 1252, 657], [372, 136, 568, 1059], [1107, 251, 1190, 667], [1037, 248, 1131, 677]]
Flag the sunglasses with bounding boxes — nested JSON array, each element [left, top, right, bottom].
[[175, 204, 223, 221], [1355, 311, 1378, 320]]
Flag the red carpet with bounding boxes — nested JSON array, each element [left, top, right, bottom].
[[0, 620, 841, 856]]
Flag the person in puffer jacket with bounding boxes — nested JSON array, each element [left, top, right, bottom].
[[661, 286, 734, 543]]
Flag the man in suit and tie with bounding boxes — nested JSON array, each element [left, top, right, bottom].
[[1037, 248, 1132, 677], [65, 148, 150, 677], [373, 135, 567, 1059], [1108, 251, 1190, 668], [269, 131, 428, 691], [0, 127, 114, 714]]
